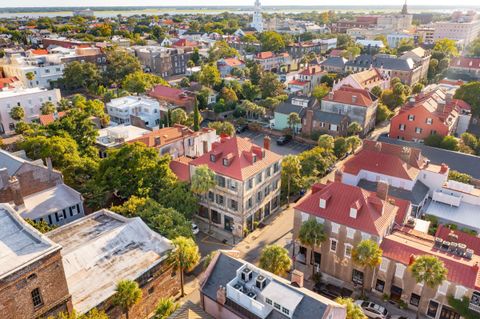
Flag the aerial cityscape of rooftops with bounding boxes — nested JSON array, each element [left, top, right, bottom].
[[2, 1, 480, 318]]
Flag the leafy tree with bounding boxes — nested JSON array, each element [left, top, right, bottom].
[[199, 63, 221, 88], [249, 63, 262, 85], [153, 298, 179, 319], [287, 112, 301, 136], [122, 71, 168, 93], [467, 38, 480, 57], [191, 47, 201, 65], [220, 86, 238, 104], [10, 106, 25, 121], [352, 239, 382, 295], [410, 255, 448, 318], [40, 101, 56, 115], [208, 41, 239, 61], [208, 121, 235, 136], [113, 279, 142, 319], [25, 71, 35, 81], [448, 170, 472, 184], [336, 34, 354, 49], [241, 81, 260, 101], [412, 82, 424, 94], [61, 61, 100, 91], [259, 31, 285, 52], [317, 134, 334, 150], [259, 72, 284, 99], [461, 132, 478, 151], [157, 182, 199, 219], [346, 135, 362, 153], [298, 219, 327, 277], [347, 122, 362, 136], [298, 147, 336, 182], [434, 38, 459, 57], [111, 196, 193, 239], [168, 236, 201, 297], [95, 143, 177, 201], [371, 86, 382, 98], [454, 81, 480, 115], [170, 108, 189, 125], [25, 218, 57, 233], [282, 155, 301, 204], [381, 89, 404, 109], [47, 309, 109, 319], [334, 297, 367, 319], [240, 100, 265, 119], [342, 45, 361, 59], [320, 74, 335, 87], [334, 137, 349, 158], [424, 133, 444, 147], [312, 83, 330, 102], [259, 245, 292, 276], [191, 165, 216, 231], [440, 135, 459, 151], [104, 49, 142, 84]]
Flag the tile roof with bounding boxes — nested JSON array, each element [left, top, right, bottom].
[[220, 58, 244, 67], [167, 300, 214, 319], [39, 111, 66, 126], [289, 79, 309, 86], [295, 181, 400, 236], [450, 57, 480, 70], [256, 51, 274, 59], [341, 140, 427, 180], [170, 156, 192, 182], [299, 65, 323, 76], [349, 68, 386, 88], [0, 76, 20, 88], [381, 230, 480, 290], [323, 85, 375, 108], [30, 49, 48, 55], [173, 39, 198, 47], [190, 136, 282, 181], [329, 49, 345, 57]]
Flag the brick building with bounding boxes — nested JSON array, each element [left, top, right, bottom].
[[0, 203, 72, 319], [148, 85, 196, 113]]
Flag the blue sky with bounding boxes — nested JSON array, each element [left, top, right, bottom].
[[3, 0, 479, 8]]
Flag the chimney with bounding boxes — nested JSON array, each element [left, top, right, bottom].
[[216, 285, 226, 305], [304, 109, 314, 136], [409, 254, 416, 266], [334, 170, 343, 183], [9, 176, 24, 207], [202, 140, 208, 154], [291, 269, 304, 288], [352, 95, 357, 103], [263, 135, 271, 150], [328, 91, 334, 100], [0, 168, 9, 189], [311, 67, 316, 74], [46, 157, 53, 171], [377, 180, 389, 201]]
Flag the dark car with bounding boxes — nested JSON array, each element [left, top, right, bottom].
[[313, 283, 353, 300], [276, 135, 292, 145], [236, 124, 248, 134]]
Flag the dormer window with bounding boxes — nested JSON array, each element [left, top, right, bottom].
[[252, 154, 257, 163], [350, 207, 357, 219], [210, 154, 216, 162], [223, 158, 229, 166], [319, 198, 326, 209]]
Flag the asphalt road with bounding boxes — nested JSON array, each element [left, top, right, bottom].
[[238, 130, 312, 155]]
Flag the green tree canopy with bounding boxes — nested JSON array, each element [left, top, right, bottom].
[[334, 297, 367, 319], [104, 49, 142, 84], [25, 218, 57, 233], [168, 236, 201, 296], [281, 154, 301, 204], [259, 245, 292, 276], [61, 61, 101, 91], [208, 121, 235, 136], [113, 279, 142, 319], [259, 31, 286, 52], [199, 63, 221, 88], [259, 72, 284, 99], [454, 81, 480, 115], [122, 71, 168, 93], [312, 83, 330, 102], [10, 106, 25, 121], [317, 134, 334, 150], [352, 239, 382, 293], [153, 298, 179, 319], [434, 38, 459, 57], [40, 101, 56, 115], [298, 218, 327, 276]]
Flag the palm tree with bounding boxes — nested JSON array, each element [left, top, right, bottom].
[[410, 255, 448, 318], [169, 236, 201, 297], [191, 165, 216, 232], [9, 106, 25, 121], [334, 297, 367, 319], [153, 297, 179, 319], [281, 155, 301, 205], [287, 112, 301, 136], [347, 122, 363, 136], [298, 219, 327, 278], [259, 245, 292, 276], [112, 279, 142, 319], [25, 71, 35, 81], [351, 239, 382, 296], [345, 136, 362, 154]]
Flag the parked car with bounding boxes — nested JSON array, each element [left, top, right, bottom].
[[236, 124, 248, 134], [276, 135, 292, 145], [354, 300, 389, 319], [313, 283, 341, 300], [390, 316, 407, 319], [192, 223, 200, 235]]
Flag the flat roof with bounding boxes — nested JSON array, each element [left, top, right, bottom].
[[0, 204, 61, 280], [46, 210, 172, 314], [0, 87, 55, 99], [18, 184, 82, 220], [96, 125, 151, 147], [425, 200, 480, 231]]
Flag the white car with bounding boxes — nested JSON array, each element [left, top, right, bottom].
[[192, 223, 200, 235], [354, 300, 389, 319]]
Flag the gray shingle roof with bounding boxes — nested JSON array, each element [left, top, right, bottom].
[[345, 54, 414, 71], [312, 110, 349, 125], [320, 56, 347, 68], [357, 179, 429, 206], [378, 137, 480, 179]]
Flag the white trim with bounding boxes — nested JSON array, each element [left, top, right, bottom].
[[330, 238, 337, 253], [346, 227, 355, 239], [331, 222, 340, 234], [344, 243, 352, 258]]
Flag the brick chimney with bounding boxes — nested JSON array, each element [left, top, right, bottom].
[[303, 109, 314, 136], [334, 170, 343, 183], [376, 180, 389, 201], [291, 269, 304, 288], [9, 176, 24, 207], [0, 168, 9, 189], [202, 140, 208, 154], [263, 135, 271, 150], [216, 285, 226, 305]]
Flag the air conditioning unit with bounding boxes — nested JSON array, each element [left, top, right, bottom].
[[256, 275, 267, 290], [434, 237, 443, 249], [241, 267, 253, 282], [465, 248, 474, 260]]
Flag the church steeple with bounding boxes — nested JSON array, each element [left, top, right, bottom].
[[401, 0, 408, 15]]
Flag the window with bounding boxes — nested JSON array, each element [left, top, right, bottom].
[[415, 127, 423, 134], [331, 222, 340, 234], [257, 192, 262, 203], [281, 307, 290, 315], [346, 227, 355, 239], [217, 175, 226, 187], [399, 124, 406, 131], [230, 199, 238, 211], [210, 154, 216, 162], [352, 269, 364, 285], [229, 180, 237, 191], [330, 239, 337, 252], [319, 199, 326, 209], [410, 293, 421, 307], [375, 279, 385, 292], [211, 210, 221, 224], [208, 191, 214, 202], [273, 162, 280, 173], [266, 166, 272, 177], [247, 197, 253, 209], [31, 288, 43, 308], [395, 263, 406, 278], [408, 114, 415, 121], [426, 118, 433, 125], [247, 179, 253, 190], [266, 298, 272, 305], [256, 173, 263, 184], [274, 302, 281, 310], [345, 244, 352, 258], [223, 158, 229, 166], [215, 194, 224, 206], [301, 212, 309, 222], [438, 281, 449, 295]]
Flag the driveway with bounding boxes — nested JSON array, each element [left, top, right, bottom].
[[238, 130, 312, 155]]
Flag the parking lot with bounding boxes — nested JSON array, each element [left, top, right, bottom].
[[238, 131, 312, 155]]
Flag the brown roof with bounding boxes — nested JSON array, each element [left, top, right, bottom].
[[323, 85, 374, 108], [148, 85, 196, 107], [170, 156, 192, 183], [39, 112, 67, 126]]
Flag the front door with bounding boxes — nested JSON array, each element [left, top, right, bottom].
[[390, 285, 403, 301], [439, 305, 460, 319], [427, 300, 439, 318]]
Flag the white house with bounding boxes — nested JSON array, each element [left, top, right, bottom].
[[0, 87, 61, 135], [106, 96, 167, 129]]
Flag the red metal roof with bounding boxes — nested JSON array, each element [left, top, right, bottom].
[[323, 85, 374, 108], [450, 57, 480, 70], [295, 181, 400, 236], [341, 140, 426, 180], [220, 58, 244, 67], [436, 224, 480, 256], [148, 85, 195, 107], [299, 66, 323, 76], [189, 136, 282, 181], [289, 79, 309, 86], [170, 156, 192, 182]]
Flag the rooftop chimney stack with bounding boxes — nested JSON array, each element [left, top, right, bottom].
[[334, 170, 343, 183], [216, 285, 226, 305], [9, 176, 24, 207], [46, 157, 53, 171], [0, 168, 9, 189], [263, 135, 271, 150], [291, 269, 304, 288]]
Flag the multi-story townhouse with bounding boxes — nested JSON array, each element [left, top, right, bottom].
[[200, 251, 347, 319], [389, 86, 472, 142], [432, 11, 480, 46], [286, 38, 337, 59], [134, 46, 192, 77], [254, 51, 291, 73], [287, 66, 325, 95], [217, 58, 246, 78], [106, 95, 167, 129], [95, 125, 151, 158], [333, 68, 390, 92], [172, 136, 282, 238], [293, 177, 411, 291], [274, 95, 317, 133], [400, 47, 431, 83], [448, 57, 480, 81], [320, 56, 348, 74], [320, 85, 378, 136], [148, 85, 196, 113], [0, 87, 61, 135]]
